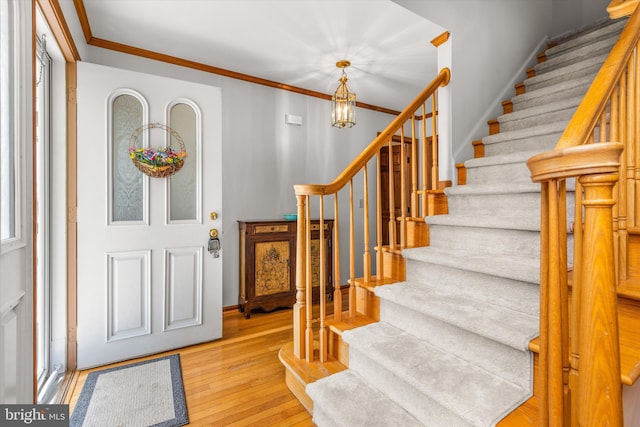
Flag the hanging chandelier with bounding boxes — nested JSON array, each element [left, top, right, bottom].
[[331, 60, 356, 128]]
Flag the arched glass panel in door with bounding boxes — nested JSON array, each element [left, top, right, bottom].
[[168, 101, 200, 223], [110, 92, 147, 224]]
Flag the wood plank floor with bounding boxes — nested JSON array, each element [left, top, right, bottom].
[[64, 308, 314, 426]]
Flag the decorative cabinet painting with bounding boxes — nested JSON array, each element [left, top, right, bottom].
[[238, 219, 333, 318]]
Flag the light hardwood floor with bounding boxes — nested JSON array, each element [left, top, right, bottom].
[[64, 308, 314, 426]]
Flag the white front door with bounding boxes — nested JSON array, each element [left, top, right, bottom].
[[76, 62, 222, 369]]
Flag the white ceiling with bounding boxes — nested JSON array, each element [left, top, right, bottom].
[[79, 0, 445, 112]]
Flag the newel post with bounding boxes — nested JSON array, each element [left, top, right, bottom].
[[293, 194, 307, 359], [577, 173, 623, 427]]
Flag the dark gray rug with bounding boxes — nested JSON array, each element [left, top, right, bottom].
[[70, 354, 188, 427]]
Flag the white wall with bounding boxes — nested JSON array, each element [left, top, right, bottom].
[[394, 0, 554, 165], [552, 0, 611, 36], [394, 0, 610, 167]]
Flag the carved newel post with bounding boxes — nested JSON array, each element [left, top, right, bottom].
[[577, 173, 623, 427]]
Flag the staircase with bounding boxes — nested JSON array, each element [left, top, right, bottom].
[[306, 17, 628, 427]]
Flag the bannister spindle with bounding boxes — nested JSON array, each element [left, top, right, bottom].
[[349, 179, 356, 316], [294, 195, 307, 358], [547, 180, 566, 426], [363, 164, 371, 281], [600, 110, 608, 143], [305, 200, 313, 362], [400, 127, 407, 248], [431, 91, 438, 189], [569, 180, 584, 420], [635, 42, 640, 226], [539, 181, 550, 427], [411, 116, 418, 218], [375, 151, 384, 280], [319, 197, 327, 362], [388, 136, 397, 249], [558, 180, 571, 426], [577, 173, 623, 427], [421, 103, 428, 214], [333, 194, 342, 321]]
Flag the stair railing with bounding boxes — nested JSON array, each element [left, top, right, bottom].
[[292, 68, 450, 363], [527, 7, 640, 426]]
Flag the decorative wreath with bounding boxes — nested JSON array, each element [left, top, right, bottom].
[[128, 123, 188, 178]]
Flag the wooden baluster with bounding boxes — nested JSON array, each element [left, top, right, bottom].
[[539, 181, 550, 427], [411, 116, 418, 218], [305, 200, 313, 362], [547, 180, 566, 426], [617, 72, 629, 282], [400, 126, 407, 248], [558, 180, 571, 426], [421, 103, 428, 214], [349, 179, 356, 316], [431, 91, 439, 190], [294, 195, 307, 359], [333, 194, 342, 321], [599, 110, 608, 144], [375, 152, 384, 280], [388, 136, 397, 249], [622, 55, 637, 279], [319, 197, 327, 362], [636, 43, 640, 226], [570, 180, 583, 423], [576, 173, 623, 427], [363, 165, 371, 281]]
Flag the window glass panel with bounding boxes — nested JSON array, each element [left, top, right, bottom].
[[112, 94, 143, 222], [169, 103, 197, 222], [1, 0, 16, 240]]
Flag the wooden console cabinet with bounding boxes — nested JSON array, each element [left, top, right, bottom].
[[238, 219, 333, 318]]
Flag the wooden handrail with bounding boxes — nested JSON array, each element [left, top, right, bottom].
[[292, 67, 451, 362], [294, 68, 450, 196], [527, 5, 640, 424], [555, 9, 640, 149]]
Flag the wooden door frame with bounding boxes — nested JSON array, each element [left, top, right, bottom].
[[36, 0, 80, 375]]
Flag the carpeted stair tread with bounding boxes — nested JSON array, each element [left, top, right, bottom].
[[524, 54, 605, 91], [426, 214, 540, 232], [402, 245, 539, 284], [498, 97, 581, 126], [534, 34, 619, 74], [342, 322, 531, 427], [482, 119, 567, 146], [375, 281, 539, 351], [401, 262, 540, 317], [306, 370, 424, 427], [548, 17, 625, 52], [463, 150, 545, 185], [511, 75, 592, 109], [445, 181, 541, 196], [497, 99, 581, 133]]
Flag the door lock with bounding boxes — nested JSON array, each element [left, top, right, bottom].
[[208, 228, 220, 258]]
